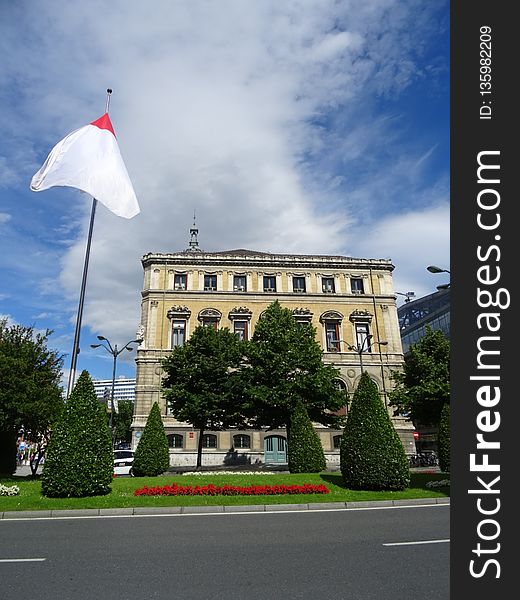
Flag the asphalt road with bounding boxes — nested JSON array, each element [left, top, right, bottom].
[[0, 504, 449, 599]]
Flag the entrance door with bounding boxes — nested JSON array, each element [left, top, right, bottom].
[[264, 435, 287, 464]]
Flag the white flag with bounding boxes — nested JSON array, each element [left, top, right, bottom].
[[30, 113, 140, 219]]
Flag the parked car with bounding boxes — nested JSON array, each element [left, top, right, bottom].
[[113, 450, 134, 476]]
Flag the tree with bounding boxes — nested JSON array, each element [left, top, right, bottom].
[[287, 401, 326, 473], [437, 403, 450, 473], [243, 301, 345, 434], [389, 326, 450, 427], [340, 372, 409, 491], [132, 401, 170, 477], [162, 325, 246, 468], [0, 319, 64, 475], [113, 400, 134, 446], [41, 370, 113, 497]]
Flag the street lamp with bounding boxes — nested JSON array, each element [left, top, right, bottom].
[[90, 336, 139, 439], [427, 265, 451, 290], [396, 291, 416, 303], [347, 334, 388, 374]]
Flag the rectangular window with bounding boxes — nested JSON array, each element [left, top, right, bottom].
[[233, 275, 247, 292], [234, 320, 248, 341], [174, 273, 187, 290], [325, 322, 340, 352], [355, 323, 371, 352], [204, 274, 217, 291], [292, 276, 306, 293], [351, 278, 364, 294], [202, 318, 218, 330], [322, 277, 335, 293], [171, 320, 186, 347], [263, 275, 277, 292]]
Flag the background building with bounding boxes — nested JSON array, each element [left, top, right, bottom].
[[132, 228, 413, 466], [92, 376, 136, 413]]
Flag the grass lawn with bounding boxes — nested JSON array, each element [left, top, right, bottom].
[[0, 471, 449, 512]]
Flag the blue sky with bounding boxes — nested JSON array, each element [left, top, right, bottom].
[[0, 0, 449, 387]]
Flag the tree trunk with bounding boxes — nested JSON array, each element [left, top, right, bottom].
[[196, 426, 204, 470]]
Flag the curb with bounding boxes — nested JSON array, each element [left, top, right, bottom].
[[0, 497, 449, 520]]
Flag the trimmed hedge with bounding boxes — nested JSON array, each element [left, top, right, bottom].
[[437, 403, 450, 473], [41, 370, 113, 497], [132, 401, 170, 477], [288, 401, 326, 473], [340, 372, 410, 491]]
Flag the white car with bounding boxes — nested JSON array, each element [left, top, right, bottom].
[[113, 450, 134, 476]]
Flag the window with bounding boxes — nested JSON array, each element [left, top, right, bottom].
[[322, 277, 335, 293], [351, 278, 364, 294], [171, 320, 186, 347], [204, 274, 217, 291], [325, 321, 340, 352], [167, 434, 183, 448], [333, 435, 342, 449], [233, 275, 247, 292], [198, 308, 222, 330], [292, 276, 306, 293], [233, 434, 251, 449], [202, 434, 217, 448], [202, 318, 218, 330], [234, 320, 248, 341], [174, 273, 187, 290], [355, 322, 371, 352], [263, 275, 276, 292]]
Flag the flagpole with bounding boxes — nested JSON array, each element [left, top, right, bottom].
[[66, 89, 112, 398]]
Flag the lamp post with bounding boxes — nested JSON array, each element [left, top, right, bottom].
[[347, 334, 388, 374], [396, 291, 416, 303], [427, 265, 451, 290], [90, 336, 139, 439]]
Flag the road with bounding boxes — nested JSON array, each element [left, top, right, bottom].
[[0, 504, 449, 599]]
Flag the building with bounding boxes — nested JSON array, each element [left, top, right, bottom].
[[132, 226, 413, 466], [92, 376, 136, 413], [397, 288, 451, 453]]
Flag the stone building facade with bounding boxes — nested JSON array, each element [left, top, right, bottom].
[[132, 230, 414, 467]]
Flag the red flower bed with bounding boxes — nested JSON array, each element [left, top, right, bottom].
[[133, 483, 330, 497]]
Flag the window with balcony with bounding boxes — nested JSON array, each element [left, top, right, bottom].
[[171, 320, 186, 347], [351, 278, 365, 294], [204, 274, 217, 291], [174, 273, 187, 290], [322, 277, 335, 293], [263, 275, 277, 292], [233, 275, 247, 292], [292, 276, 306, 293]]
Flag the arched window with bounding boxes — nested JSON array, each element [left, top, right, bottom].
[[167, 434, 183, 449], [202, 434, 217, 448], [233, 434, 251, 449], [333, 435, 342, 449]]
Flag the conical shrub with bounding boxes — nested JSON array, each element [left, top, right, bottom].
[[437, 403, 450, 473], [41, 370, 113, 497], [340, 372, 409, 490], [288, 401, 326, 473], [132, 402, 170, 477]]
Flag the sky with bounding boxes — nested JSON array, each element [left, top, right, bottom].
[[0, 0, 449, 387]]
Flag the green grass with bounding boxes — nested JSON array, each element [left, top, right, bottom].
[[0, 471, 449, 512]]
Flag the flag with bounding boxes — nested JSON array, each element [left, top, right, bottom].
[[30, 113, 140, 219]]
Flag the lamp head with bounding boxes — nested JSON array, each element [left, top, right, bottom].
[[90, 344, 101, 349], [97, 335, 107, 341]]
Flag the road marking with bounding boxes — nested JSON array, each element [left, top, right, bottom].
[[383, 539, 450, 547], [0, 558, 46, 563]]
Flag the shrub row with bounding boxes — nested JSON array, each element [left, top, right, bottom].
[[134, 483, 330, 496]]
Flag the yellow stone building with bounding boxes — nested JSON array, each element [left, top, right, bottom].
[[132, 226, 414, 467]]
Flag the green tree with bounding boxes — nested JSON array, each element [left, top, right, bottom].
[[113, 400, 134, 446], [287, 400, 326, 473], [0, 319, 63, 475], [132, 401, 170, 477], [389, 326, 450, 427], [340, 372, 409, 491], [162, 325, 246, 469], [41, 370, 113, 497], [437, 403, 450, 473], [243, 301, 345, 434]]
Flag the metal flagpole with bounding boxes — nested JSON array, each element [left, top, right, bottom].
[[66, 89, 112, 398]]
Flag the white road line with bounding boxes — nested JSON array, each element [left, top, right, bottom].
[[383, 539, 450, 547], [0, 558, 46, 563]]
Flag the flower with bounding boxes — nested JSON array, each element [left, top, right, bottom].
[[133, 483, 330, 497], [0, 484, 20, 496]]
